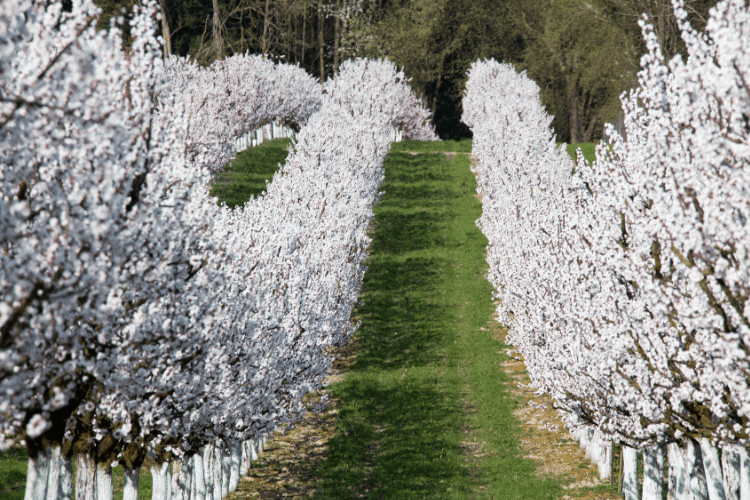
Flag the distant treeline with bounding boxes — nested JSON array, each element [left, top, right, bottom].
[[95, 0, 718, 141]]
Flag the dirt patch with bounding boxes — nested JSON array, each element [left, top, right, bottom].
[[229, 338, 358, 500], [491, 323, 620, 499]]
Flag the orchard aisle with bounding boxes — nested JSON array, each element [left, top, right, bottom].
[[231, 140, 616, 500]]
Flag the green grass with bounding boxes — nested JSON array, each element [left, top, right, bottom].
[[312, 141, 561, 499], [209, 138, 292, 208], [390, 138, 473, 153], [563, 142, 596, 164], [0, 448, 27, 500]]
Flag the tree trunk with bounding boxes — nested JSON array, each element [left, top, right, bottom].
[[45, 446, 62, 500], [667, 443, 687, 500], [202, 445, 213, 500], [123, 468, 140, 500], [75, 454, 96, 500], [59, 455, 73, 500], [240, 441, 250, 477], [211, 0, 223, 60], [171, 459, 191, 500], [700, 438, 727, 500], [686, 439, 710, 499], [333, 0, 341, 74], [642, 445, 664, 500], [213, 445, 222, 500], [262, 0, 271, 55], [431, 54, 445, 118], [24, 449, 49, 500], [158, 0, 172, 56], [318, 1, 325, 84], [229, 442, 241, 492], [300, 2, 307, 67], [582, 117, 597, 143], [722, 445, 741, 500], [739, 446, 750, 500], [95, 462, 113, 500], [622, 447, 639, 500], [567, 70, 581, 143], [193, 451, 206, 500], [598, 439, 613, 480], [220, 445, 230, 498], [150, 462, 170, 500]]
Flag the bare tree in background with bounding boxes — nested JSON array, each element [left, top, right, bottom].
[[159, 0, 172, 55], [319, 0, 325, 82], [333, 0, 341, 73], [212, 0, 224, 60], [609, 0, 714, 59]]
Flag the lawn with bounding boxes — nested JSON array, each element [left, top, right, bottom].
[[311, 141, 562, 499]]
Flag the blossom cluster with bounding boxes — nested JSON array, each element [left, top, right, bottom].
[[463, 0, 749, 447], [0, 0, 436, 484]]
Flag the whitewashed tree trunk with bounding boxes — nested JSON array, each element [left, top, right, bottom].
[[172, 459, 191, 500], [240, 441, 250, 477], [738, 447, 750, 500], [586, 430, 598, 462], [203, 444, 213, 499], [221, 446, 230, 497], [151, 462, 170, 500], [46, 446, 62, 500], [643, 445, 664, 500], [25, 450, 49, 500], [250, 440, 258, 462], [228, 442, 241, 492], [735, 446, 750, 500], [623, 446, 640, 500], [74, 454, 95, 500], [123, 468, 140, 500], [166, 463, 173, 500], [700, 438, 727, 500], [599, 439, 613, 480], [212, 445, 222, 500], [193, 452, 206, 500], [579, 428, 593, 456], [668, 442, 688, 500], [59, 455, 72, 500], [686, 438, 710, 500], [95, 462, 113, 500], [722, 445, 741, 500]]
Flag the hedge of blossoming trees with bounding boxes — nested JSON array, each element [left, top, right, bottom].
[[0, 1, 436, 499], [463, 0, 749, 498]]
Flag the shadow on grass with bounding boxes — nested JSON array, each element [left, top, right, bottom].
[[0, 448, 27, 500], [321, 376, 470, 499], [314, 145, 563, 499], [314, 150, 473, 499], [209, 138, 291, 209]]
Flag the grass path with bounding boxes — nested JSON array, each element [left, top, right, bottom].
[[309, 140, 561, 499]]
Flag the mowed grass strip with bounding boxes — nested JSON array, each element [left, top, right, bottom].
[[313, 140, 561, 499]]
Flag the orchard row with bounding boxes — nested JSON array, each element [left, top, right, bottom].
[[0, 1, 436, 499], [463, 0, 750, 498]]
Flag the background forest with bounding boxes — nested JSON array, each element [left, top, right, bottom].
[[96, 0, 718, 141]]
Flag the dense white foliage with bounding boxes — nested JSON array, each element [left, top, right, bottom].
[[463, 0, 749, 450], [0, 1, 436, 497]]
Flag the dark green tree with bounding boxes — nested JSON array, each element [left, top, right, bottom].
[[516, 0, 639, 142]]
